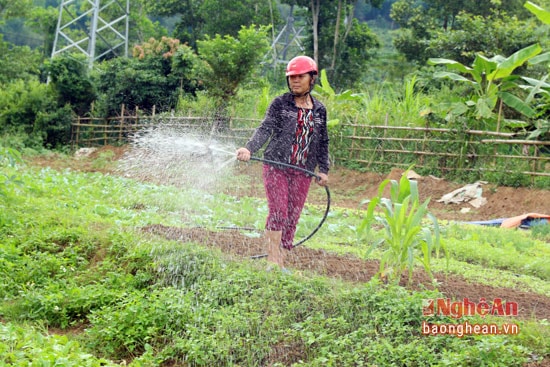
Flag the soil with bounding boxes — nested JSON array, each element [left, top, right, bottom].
[[231, 162, 550, 223], [29, 146, 550, 355]]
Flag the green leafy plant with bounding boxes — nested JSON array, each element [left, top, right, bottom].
[[0, 322, 120, 367], [525, 1, 550, 24], [428, 43, 543, 131], [0, 146, 22, 167], [197, 24, 270, 122], [312, 69, 364, 129], [357, 167, 445, 284], [523, 2, 550, 142], [0, 146, 23, 199]]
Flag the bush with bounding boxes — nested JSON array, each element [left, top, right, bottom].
[[0, 79, 74, 149], [46, 55, 96, 117]]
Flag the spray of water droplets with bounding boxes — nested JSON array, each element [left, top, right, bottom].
[[117, 123, 238, 191]]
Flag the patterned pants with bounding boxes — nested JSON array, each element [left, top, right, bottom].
[[263, 164, 312, 250]]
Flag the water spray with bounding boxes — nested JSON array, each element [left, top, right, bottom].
[[119, 124, 330, 258]]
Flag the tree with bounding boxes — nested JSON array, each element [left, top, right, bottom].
[[427, 12, 539, 66], [390, 0, 536, 64], [0, 36, 43, 84], [26, 5, 58, 58], [94, 37, 201, 116], [0, 0, 33, 22], [128, 0, 169, 44], [46, 55, 96, 116], [143, 0, 278, 49], [282, 0, 382, 89], [424, 0, 532, 25], [197, 25, 270, 127]]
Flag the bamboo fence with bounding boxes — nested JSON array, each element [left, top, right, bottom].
[[340, 123, 550, 182], [71, 112, 550, 182]]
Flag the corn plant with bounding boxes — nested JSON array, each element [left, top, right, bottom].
[[357, 168, 445, 284]]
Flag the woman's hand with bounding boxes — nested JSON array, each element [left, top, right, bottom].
[[316, 172, 329, 187], [236, 147, 251, 161]]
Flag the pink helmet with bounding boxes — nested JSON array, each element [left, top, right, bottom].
[[286, 56, 318, 76]]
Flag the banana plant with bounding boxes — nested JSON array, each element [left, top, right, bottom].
[[312, 69, 363, 129], [428, 43, 542, 130], [525, 1, 550, 24], [523, 1, 550, 141]]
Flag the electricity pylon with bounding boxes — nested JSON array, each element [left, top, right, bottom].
[[265, 5, 306, 69], [51, 0, 130, 69]]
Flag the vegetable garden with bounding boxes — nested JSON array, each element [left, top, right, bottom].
[[0, 145, 548, 366]]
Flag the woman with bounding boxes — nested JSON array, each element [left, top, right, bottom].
[[236, 55, 330, 269]]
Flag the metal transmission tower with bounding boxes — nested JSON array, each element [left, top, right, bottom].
[[51, 0, 130, 69], [265, 5, 306, 68]]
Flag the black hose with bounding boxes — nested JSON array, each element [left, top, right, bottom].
[[248, 156, 331, 258]]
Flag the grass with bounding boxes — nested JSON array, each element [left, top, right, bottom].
[[0, 151, 548, 366]]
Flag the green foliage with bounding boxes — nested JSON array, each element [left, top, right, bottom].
[[445, 224, 550, 280], [312, 69, 364, 129], [25, 5, 58, 58], [390, 0, 436, 63], [93, 38, 201, 116], [0, 322, 120, 367], [391, 0, 536, 64], [525, 1, 550, 24], [0, 35, 42, 84], [145, 0, 279, 50], [200, 0, 280, 39], [35, 104, 74, 149], [357, 167, 446, 284], [523, 2, 550, 143], [0, 153, 546, 365], [321, 18, 380, 90], [0, 145, 22, 199], [428, 12, 539, 66], [46, 55, 96, 116], [9, 283, 126, 329], [176, 91, 219, 118], [228, 85, 278, 120], [0, 79, 71, 148], [428, 43, 543, 130], [482, 169, 532, 188], [0, 145, 21, 167], [0, 0, 33, 22], [197, 25, 270, 104], [531, 219, 550, 242]]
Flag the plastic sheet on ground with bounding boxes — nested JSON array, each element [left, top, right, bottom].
[[437, 181, 487, 207], [466, 213, 550, 229]]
